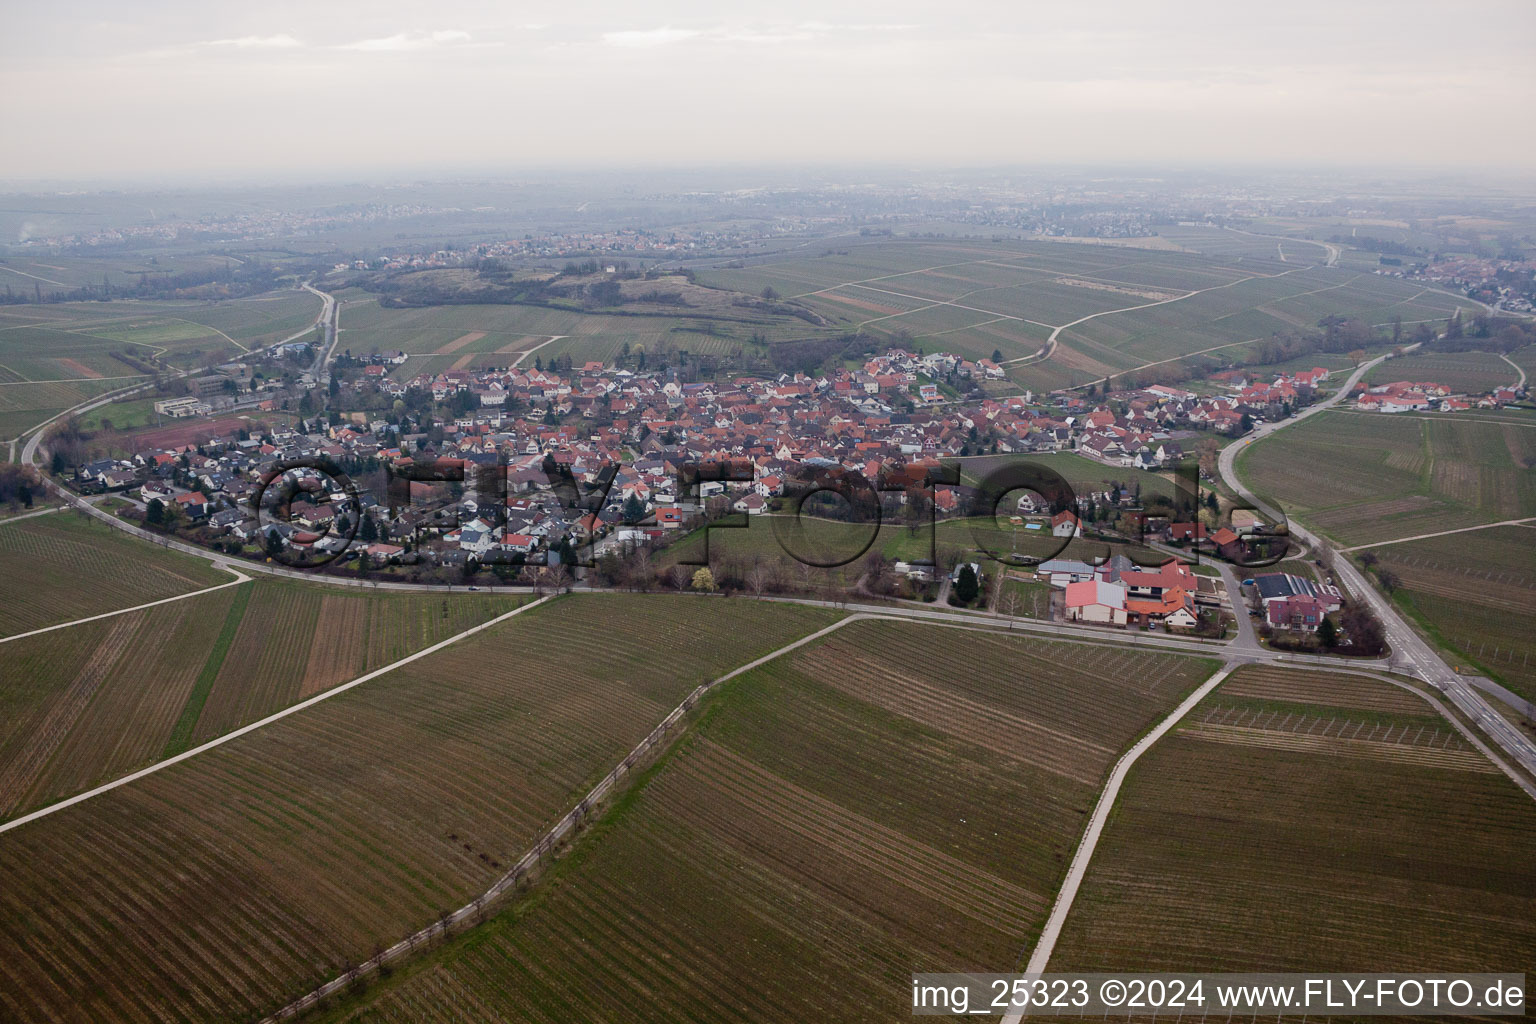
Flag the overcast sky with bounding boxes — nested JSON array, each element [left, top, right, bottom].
[[3, 0, 1533, 183]]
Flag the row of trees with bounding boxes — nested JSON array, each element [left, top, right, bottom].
[[0, 260, 283, 305]]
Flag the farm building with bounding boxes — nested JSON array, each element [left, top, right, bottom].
[[1246, 572, 1343, 627], [1037, 558, 1097, 588], [1065, 579, 1128, 625]]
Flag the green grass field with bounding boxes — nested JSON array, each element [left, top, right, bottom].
[[658, 514, 993, 573], [305, 618, 1218, 1024], [73, 395, 163, 432], [0, 594, 840, 1024], [1050, 665, 1536, 973], [1236, 410, 1536, 546]]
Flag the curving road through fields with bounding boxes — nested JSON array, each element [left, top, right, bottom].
[[1219, 352, 1536, 781]]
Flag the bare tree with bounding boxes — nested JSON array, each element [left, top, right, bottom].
[[746, 559, 770, 599], [1002, 588, 1019, 627], [937, 544, 964, 576], [863, 550, 891, 595], [631, 548, 653, 592], [668, 563, 691, 593]]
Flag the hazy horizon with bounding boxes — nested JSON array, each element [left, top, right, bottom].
[[3, 0, 1535, 184]]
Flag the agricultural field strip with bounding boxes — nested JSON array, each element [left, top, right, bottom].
[[263, 609, 866, 1021], [787, 254, 1040, 301], [1221, 227, 1339, 266], [0, 374, 147, 386], [9, 372, 163, 446], [0, 265, 67, 286], [508, 334, 565, 368], [1006, 663, 1235, 1007], [1331, 410, 1536, 429], [0, 293, 315, 360], [1091, 334, 1272, 377], [841, 283, 1057, 331], [265, 609, 1216, 1020], [1208, 272, 1365, 323], [831, 256, 1258, 336], [1342, 517, 1536, 552], [1016, 661, 1536, 1007], [1011, 265, 1311, 368], [0, 595, 552, 837], [17, 320, 178, 359], [796, 254, 1189, 331], [162, 316, 249, 354], [0, 562, 248, 645]]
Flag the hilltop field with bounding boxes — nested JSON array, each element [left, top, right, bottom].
[[0, 289, 321, 440], [312, 236, 1488, 395], [692, 237, 1481, 391]]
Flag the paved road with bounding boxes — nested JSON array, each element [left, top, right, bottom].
[[27, 458, 1407, 673], [305, 283, 339, 376], [509, 334, 565, 369], [16, 375, 167, 463], [1213, 560, 1261, 651], [1219, 352, 1536, 779], [1223, 226, 1339, 267], [261, 283, 331, 356], [1468, 676, 1536, 722]]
